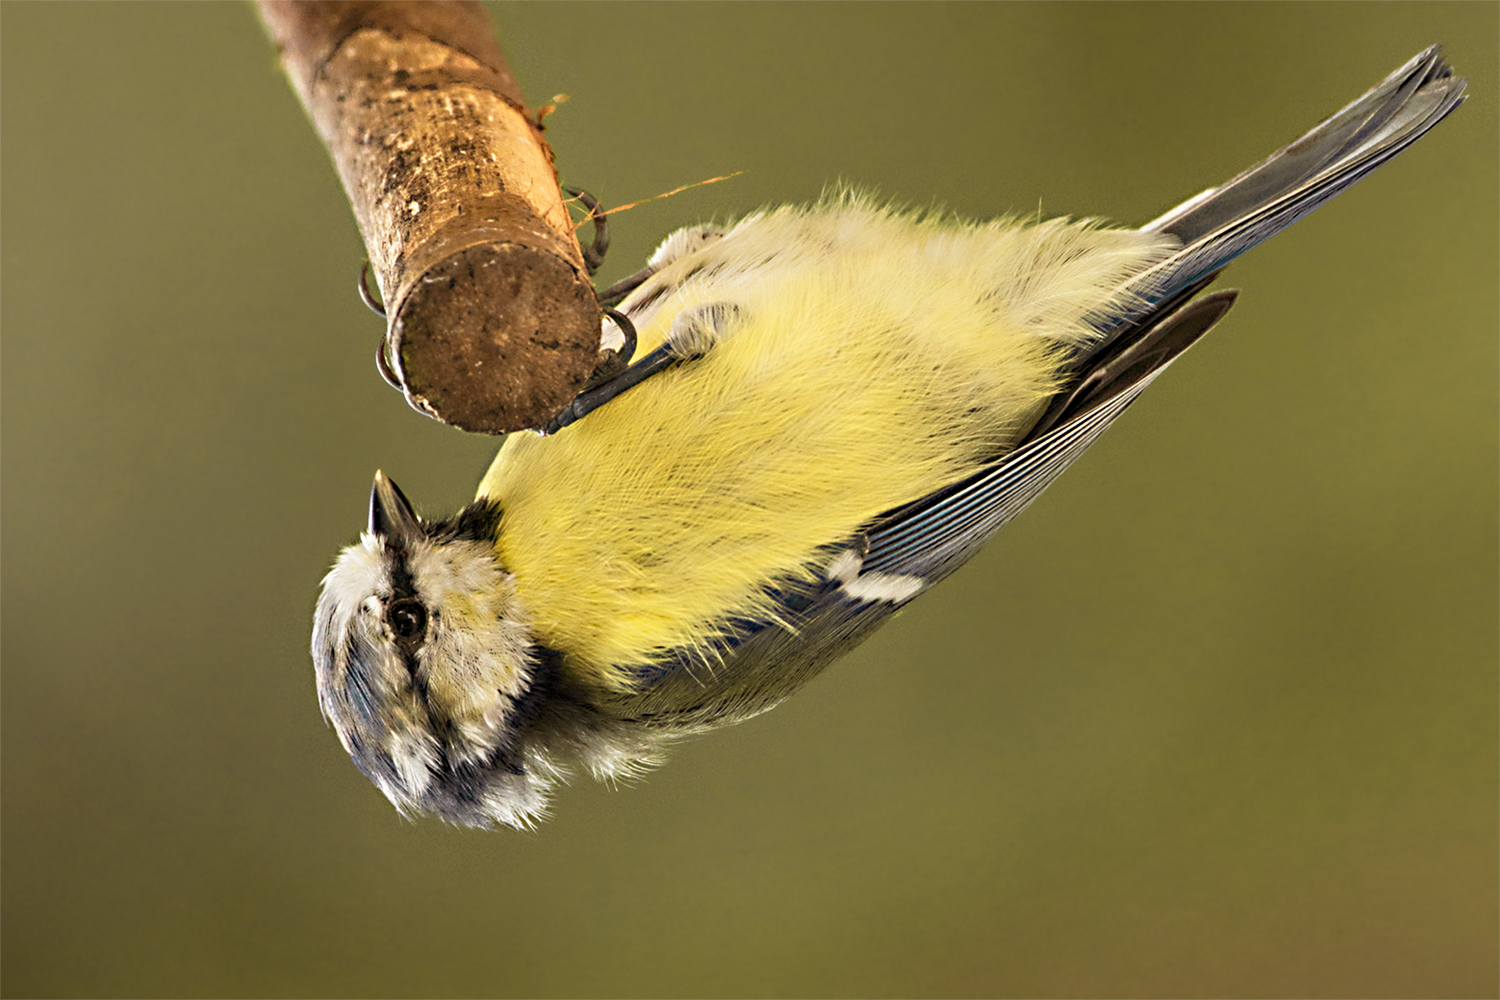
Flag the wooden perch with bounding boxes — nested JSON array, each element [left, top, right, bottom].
[[257, 0, 601, 433]]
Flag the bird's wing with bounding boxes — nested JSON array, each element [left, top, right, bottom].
[[605, 293, 1237, 729], [600, 47, 1466, 730], [860, 291, 1237, 582]]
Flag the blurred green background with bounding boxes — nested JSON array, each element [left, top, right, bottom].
[[3, 3, 1495, 997]]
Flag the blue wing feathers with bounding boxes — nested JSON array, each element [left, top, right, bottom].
[[622, 48, 1465, 723]]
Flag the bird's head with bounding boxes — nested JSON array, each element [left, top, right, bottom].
[[312, 472, 550, 827]]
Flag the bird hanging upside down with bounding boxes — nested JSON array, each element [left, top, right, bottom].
[[314, 48, 1464, 828]]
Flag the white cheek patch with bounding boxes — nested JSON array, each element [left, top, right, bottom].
[[449, 721, 495, 767], [387, 729, 439, 797], [404, 539, 534, 759], [826, 547, 925, 603]]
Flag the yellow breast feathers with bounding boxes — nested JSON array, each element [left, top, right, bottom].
[[478, 200, 1173, 689]]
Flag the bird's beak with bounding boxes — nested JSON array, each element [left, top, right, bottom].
[[369, 470, 423, 541]]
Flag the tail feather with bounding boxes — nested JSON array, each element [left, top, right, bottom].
[[1147, 47, 1460, 242], [858, 49, 1464, 586], [1149, 46, 1462, 282], [1099, 46, 1465, 349]]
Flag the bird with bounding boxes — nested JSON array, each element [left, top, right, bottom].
[[313, 47, 1464, 828]]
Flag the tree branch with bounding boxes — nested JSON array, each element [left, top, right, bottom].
[[257, 0, 601, 433]]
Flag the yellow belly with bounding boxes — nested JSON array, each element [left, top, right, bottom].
[[477, 203, 1170, 691]]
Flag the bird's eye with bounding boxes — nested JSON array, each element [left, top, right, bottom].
[[388, 599, 427, 640]]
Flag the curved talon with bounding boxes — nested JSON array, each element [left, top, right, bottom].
[[376, 338, 402, 389], [603, 307, 637, 365], [580, 307, 640, 392], [358, 259, 386, 318], [543, 299, 739, 433], [564, 186, 610, 275]]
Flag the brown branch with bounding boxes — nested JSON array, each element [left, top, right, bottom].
[[257, 0, 601, 433]]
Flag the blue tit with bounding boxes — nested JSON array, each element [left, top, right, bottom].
[[313, 49, 1464, 828]]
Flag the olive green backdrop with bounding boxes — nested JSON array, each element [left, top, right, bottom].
[[3, 3, 1495, 997]]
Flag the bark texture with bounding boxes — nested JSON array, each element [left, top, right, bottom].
[[258, 0, 600, 433]]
